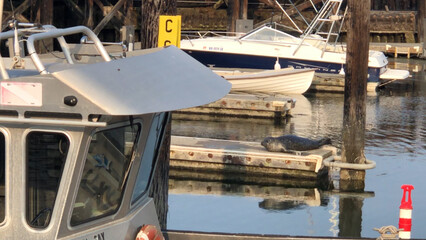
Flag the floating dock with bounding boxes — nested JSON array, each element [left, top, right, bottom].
[[369, 42, 424, 58], [170, 136, 334, 181], [309, 74, 380, 93], [163, 230, 374, 240], [174, 93, 295, 121]]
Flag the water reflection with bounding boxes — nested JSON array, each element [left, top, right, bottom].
[[168, 58, 425, 238], [169, 178, 323, 209]]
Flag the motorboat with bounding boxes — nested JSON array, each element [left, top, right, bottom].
[[214, 67, 315, 94], [181, 25, 408, 84], [0, 21, 231, 239], [180, 0, 409, 87]]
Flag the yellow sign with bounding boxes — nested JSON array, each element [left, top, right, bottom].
[[158, 15, 181, 48]]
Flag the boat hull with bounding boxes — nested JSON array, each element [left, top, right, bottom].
[[184, 49, 382, 83], [216, 68, 315, 94]]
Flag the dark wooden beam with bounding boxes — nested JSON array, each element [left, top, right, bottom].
[[93, 0, 124, 34], [40, 0, 54, 24], [2, 0, 31, 30], [39, 0, 54, 53], [124, 0, 134, 26], [93, 0, 127, 35], [87, 0, 94, 29], [30, 0, 39, 23], [93, 0, 126, 23], [63, 0, 85, 20]]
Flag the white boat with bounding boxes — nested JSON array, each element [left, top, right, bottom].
[[214, 67, 315, 94], [0, 21, 230, 239], [180, 1, 409, 85]]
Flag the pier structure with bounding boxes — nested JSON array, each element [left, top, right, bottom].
[[0, 0, 424, 57]]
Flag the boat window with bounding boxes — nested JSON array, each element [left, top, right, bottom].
[[71, 123, 141, 226], [243, 27, 299, 43], [0, 132, 5, 223], [132, 113, 167, 204], [26, 132, 69, 228]]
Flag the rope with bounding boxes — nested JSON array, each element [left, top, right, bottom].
[[323, 155, 376, 170]]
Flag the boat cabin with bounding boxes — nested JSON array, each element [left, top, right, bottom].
[[0, 24, 230, 239]]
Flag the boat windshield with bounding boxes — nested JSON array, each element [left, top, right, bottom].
[[132, 113, 167, 204], [71, 123, 141, 226], [241, 26, 300, 44], [0, 132, 4, 224]]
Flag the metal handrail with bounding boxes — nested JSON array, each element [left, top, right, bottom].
[[26, 26, 111, 74]]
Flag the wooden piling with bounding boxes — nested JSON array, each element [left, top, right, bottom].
[[140, 0, 177, 49], [149, 113, 172, 230], [227, 0, 240, 33], [340, 0, 370, 191], [36, 0, 54, 53], [419, 0, 426, 57], [241, 0, 248, 20], [141, 0, 176, 229]]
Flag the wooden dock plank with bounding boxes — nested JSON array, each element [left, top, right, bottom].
[[310, 74, 380, 93], [369, 42, 423, 58], [174, 94, 295, 120], [170, 136, 333, 179]]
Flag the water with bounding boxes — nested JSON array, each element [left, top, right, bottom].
[[167, 58, 425, 238]]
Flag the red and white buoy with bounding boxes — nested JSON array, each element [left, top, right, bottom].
[[399, 184, 414, 239], [136, 224, 164, 240]]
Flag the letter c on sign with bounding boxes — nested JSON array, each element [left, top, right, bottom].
[[164, 40, 171, 46], [166, 19, 173, 32]]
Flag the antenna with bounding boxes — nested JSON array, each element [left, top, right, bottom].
[[0, 0, 10, 80]]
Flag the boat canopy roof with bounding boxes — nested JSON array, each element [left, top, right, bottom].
[[240, 26, 301, 44], [0, 46, 231, 119]]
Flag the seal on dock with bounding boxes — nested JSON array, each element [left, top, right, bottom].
[[261, 135, 331, 153]]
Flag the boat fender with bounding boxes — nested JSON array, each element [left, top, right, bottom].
[[136, 225, 164, 240], [274, 57, 281, 70]]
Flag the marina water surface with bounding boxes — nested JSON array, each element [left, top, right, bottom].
[[168, 58, 425, 238]]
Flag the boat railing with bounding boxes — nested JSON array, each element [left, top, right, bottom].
[[293, 0, 347, 57], [26, 26, 111, 74], [0, 22, 112, 75], [181, 30, 245, 39]]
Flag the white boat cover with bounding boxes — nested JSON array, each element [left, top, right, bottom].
[[52, 46, 231, 115], [380, 68, 410, 80]]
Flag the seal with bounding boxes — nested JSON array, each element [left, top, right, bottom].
[[261, 135, 331, 153]]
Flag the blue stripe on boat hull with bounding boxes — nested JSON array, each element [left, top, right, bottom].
[[184, 50, 381, 82]]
